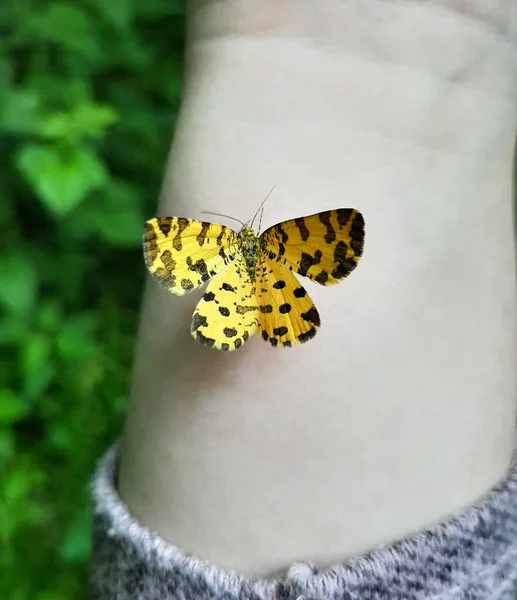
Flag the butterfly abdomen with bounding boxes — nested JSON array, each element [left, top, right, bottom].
[[239, 226, 261, 281]]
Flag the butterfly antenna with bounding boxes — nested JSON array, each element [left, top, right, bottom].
[[257, 206, 265, 235], [250, 184, 277, 230], [200, 211, 245, 227]]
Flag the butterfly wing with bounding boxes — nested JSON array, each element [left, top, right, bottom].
[[256, 258, 320, 347], [191, 251, 259, 351], [144, 217, 238, 295], [260, 209, 364, 285]]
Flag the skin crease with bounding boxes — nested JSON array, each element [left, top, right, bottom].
[[118, 0, 517, 577]]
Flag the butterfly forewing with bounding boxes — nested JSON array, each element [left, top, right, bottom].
[[260, 209, 365, 286], [144, 217, 238, 296]]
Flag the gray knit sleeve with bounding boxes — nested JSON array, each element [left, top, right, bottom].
[[91, 444, 517, 600]]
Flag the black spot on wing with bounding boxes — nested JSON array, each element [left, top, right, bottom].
[[143, 223, 158, 264], [259, 305, 273, 313], [181, 278, 194, 291], [331, 240, 361, 280], [349, 212, 365, 254], [294, 217, 309, 242], [194, 331, 215, 348], [222, 283, 235, 292], [298, 327, 317, 344], [223, 327, 237, 338], [293, 287, 307, 298], [236, 305, 257, 315], [272, 280, 286, 290], [154, 267, 176, 288], [332, 258, 358, 279], [203, 291, 215, 302], [186, 256, 210, 282], [273, 326, 288, 337], [334, 240, 348, 264], [261, 330, 269, 341], [301, 307, 320, 326], [221, 343, 230, 351], [196, 221, 211, 246], [191, 313, 208, 331], [336, 208, 353, 227], [216, 229, 226, 246], [283, 341, 292, 348], [319, 211, 336, 244], [160, 249, 176, 273], [279, 303, 291, 314], [314, 270, 329, 285], [298, 250, 322, 278], [276, 225, 288, 244], [269, 337, 278, 347], [172, 218, 190, 251], [157, 217, 173, 236], [219, 307, 230, 317]]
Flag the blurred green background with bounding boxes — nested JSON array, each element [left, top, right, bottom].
[[1, 1, 185, 597]]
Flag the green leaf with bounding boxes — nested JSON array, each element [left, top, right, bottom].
[[27, 3, 99, 58], [59, 508, 92, 564], [22, 334, 54, 400], [0, 87, 41, 134], [2, 467, 36, 503], [56, 314, 99, 360], [72, 102, 119, 138], [39, 113, 72, 141], [37, 592, 69, 600], [0, 389, 29, 424], [0, 253, 38, 314], [0, 316, 30, 345], [48, 424, 73, 451], [135, 0, 185, 17], [26, 75, 91, 110], [96, 180, 144, 246], [0, 430, 15, 460], [86, 0, 133, 29], [40, 102, 119, 142], [38, 299, 63, 332], [17, 144, 108, 217]]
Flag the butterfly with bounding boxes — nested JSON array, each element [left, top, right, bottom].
[[143, 207, 365, 351]]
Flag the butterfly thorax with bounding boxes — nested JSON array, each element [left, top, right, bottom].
[[238, 226, 261, 281]]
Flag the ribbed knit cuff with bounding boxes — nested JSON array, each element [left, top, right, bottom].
[[91, 443, 517, 600]]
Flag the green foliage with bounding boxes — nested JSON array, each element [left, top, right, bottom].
[[0, 0, 185, 597]]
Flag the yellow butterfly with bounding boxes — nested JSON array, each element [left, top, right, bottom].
[[143, 208, 365, 351]]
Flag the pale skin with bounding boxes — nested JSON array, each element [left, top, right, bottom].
[[119, 0, 517, 577]]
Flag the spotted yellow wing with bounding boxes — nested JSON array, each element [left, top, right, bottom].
[[191, 251, 259, 351], [143, 217, 238, 295], [259, 209, 365, 285], [256, 259, 320, 347]]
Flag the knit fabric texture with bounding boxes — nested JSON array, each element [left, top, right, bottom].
[[91, 444, 517, 600]]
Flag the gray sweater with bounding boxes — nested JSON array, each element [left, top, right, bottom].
[[91, 445, 517, 599]]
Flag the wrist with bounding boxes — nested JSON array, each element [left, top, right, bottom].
[[119, 0, 517, 575]]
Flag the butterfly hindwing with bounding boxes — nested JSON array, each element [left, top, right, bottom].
[[256, 259, 320, 348], [190, 252, 259, 351], [143, 217, 237, 296], [260, 209, 365, 286]]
